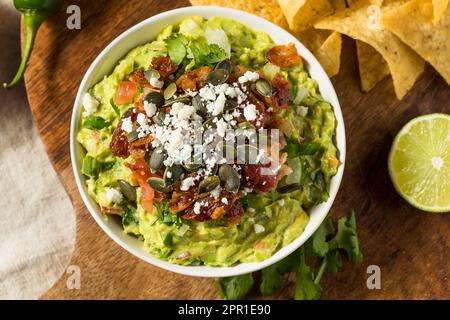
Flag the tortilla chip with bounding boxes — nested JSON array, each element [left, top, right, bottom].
[[315, 0, 425, 99], [329, 0, 347, 10], [381, 0, 450, 84], [189, 0, 289, 28], [297, 28, 333, 52], [432, 0, 449, 23], [278, 0, 334, 31], [356, 41, 390, 91], [314, 32, 342, 77]]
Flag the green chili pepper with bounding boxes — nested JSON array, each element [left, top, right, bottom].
[[4, 0, 64, 88]]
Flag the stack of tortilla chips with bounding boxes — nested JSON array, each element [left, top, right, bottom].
[[190, 0, 449, 99]]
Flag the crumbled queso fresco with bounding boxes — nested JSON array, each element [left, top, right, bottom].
[[122, 70, 266, 179]]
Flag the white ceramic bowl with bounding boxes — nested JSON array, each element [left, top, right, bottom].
[[71, 6, 346, 278]]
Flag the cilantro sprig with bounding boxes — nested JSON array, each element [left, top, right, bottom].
[[216, 209, 363, 300]]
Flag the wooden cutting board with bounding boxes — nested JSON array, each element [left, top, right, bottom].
[[23, 0, 449, 299]]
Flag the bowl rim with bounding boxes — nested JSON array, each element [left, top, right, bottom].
[[70, 5, 346, 278]]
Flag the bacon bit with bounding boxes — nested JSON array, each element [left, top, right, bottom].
[[151, 56, 178, 78], [111, 126, 129, 158], [129, 70, 151, 88], [169, 191, 197, 213], [266, 43, 302, 68], [115, 81, 138, 105], [131, 135, 153, 148], [182, 190, 243, 222], [227, 202, 244, 226], [100, 206, 123, 215], [271, 73, 291, 108], [176, 66, 213, 92], [242, 164, 278, 193], [210, 206, 226, 220]]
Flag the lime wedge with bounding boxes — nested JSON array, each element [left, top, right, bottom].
[[388, 113, 450, 213]]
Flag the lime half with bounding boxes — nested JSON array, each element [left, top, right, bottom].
[[388, 113, 450, 213]]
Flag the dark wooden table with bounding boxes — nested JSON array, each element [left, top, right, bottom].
[[24, 0, 449, 299]]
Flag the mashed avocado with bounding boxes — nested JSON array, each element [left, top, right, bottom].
[[77, 17, 339, 266]]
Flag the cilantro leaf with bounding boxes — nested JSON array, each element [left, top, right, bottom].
[[333, 210, 363, 263], [260, 252, 297, 295], [324, 250, 343, 273], [165, 34, 188, 65], [155, 202, 182, 227], [187, 41, 227, 67], [82, 116, 110, 129], [110, 98, 120, 116], [217, 273, 254, 300], [295, 248, 321, 300], [307, 216, 335, 258], [122, 204, 139, 227]]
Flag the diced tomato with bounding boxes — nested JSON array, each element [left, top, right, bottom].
[[125, 159, 156, 214], [266, 43, 302, 67], [115, 81, 138, 105]]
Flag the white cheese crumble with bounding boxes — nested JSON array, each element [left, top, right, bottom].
[[238, 71, 260, 84], [193, 202, 202, 214], [212, 92, 226, 116], [105, 188, 123, 204], [221, 197, 228, 205], [121, 117, 133, 133], [216, 118, 227, 137], [180, 177, 196, 191], [254, 224, 265, 234], [82, 93, 99, 117], [243, 104, 257, 121], [278, 199, 285, 206], [144, 101, 157, 117]]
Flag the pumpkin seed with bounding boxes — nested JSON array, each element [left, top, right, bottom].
[[203, 117, 217, 130], [198, 176, 220, 194], [183, 163, 202, 172], [144, 69, 160, 83], [163, 165, 184, 185], [224, 99, 238, 111], [215, 59, 231, 72], [236, 144, 259, 164], [277, 183, 302, 194], [144, 91, 164, 108], [255, 79, 272, 97], [163, 82, 177, 100], [163, 94, 190, 107], [148, 148, 165, 173], [147, 177, 173, 193], [117, 180, 136, 202], [152, 112, 165, 125], [237, 121, 255, 130], [218, 164, 240, 192], [192, 95, 207, 117], [126, 130, 138, 143], [206, 68, 229, 85]]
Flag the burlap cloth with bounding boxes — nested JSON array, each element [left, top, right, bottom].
[[0, 0, 75, 299]]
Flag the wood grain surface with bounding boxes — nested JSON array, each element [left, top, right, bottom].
[[22, 0, 449, 299]]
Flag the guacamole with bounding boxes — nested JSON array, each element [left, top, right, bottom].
[[77, 17, 339, 267]]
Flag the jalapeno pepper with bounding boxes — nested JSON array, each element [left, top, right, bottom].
[[4, 0, 64, 88]]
